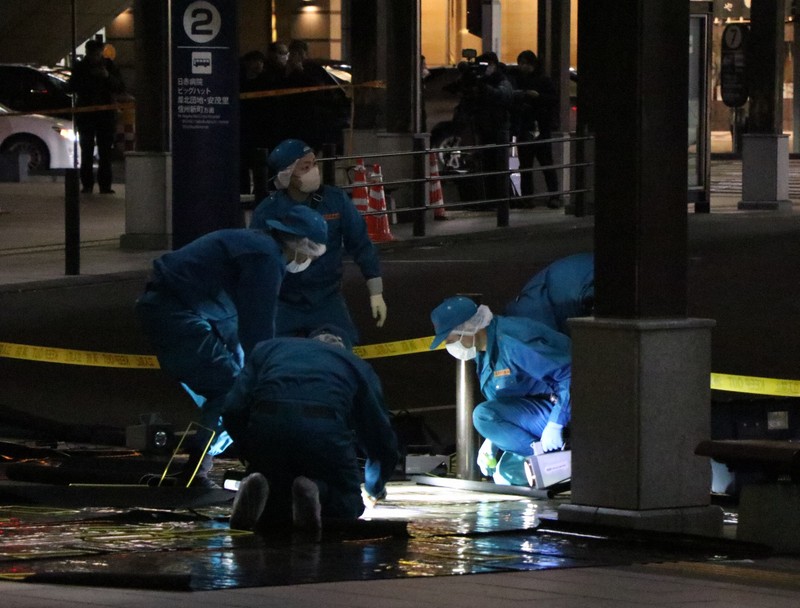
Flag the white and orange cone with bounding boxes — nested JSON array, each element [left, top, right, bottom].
[[427, 152, 447, 220], [366, 163, 396, 242], [350, 158, 369, 214]]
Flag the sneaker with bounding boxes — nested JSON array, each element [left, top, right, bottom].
[[230, 473, 269, 531], [292, 476, 322, 531], [99, 188, 116, 194]]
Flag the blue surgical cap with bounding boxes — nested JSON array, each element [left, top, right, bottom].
[[429, 296, 479, 349]]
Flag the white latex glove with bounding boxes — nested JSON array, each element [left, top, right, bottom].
[[540, 422, 565, 452], [477, 438, 498, 477], [370, 293, 387, 327]]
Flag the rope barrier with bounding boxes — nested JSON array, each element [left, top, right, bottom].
[[1, 81, 386, 118], [1, 339, 798, 398]]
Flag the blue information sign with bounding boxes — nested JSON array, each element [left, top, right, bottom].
[[171, 0, 239, 248]]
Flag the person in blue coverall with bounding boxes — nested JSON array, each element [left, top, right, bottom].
[[505, 252, 594, 336], [135, 205, 328, 487], [249, 138, 386, 345], [430, 296, 572, 486], [223, 325, 400, 533]]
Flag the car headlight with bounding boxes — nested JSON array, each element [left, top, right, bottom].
[[52, 125, 76, 141]]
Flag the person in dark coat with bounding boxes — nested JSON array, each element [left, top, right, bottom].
[[511, 50, 561, 208], [67, 39, 126, 194]]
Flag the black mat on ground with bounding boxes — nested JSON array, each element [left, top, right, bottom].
[[0, 480, 232, 509]]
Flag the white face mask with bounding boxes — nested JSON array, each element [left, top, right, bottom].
[[445, 335, 477, 361], [294, 166, 321, 193]]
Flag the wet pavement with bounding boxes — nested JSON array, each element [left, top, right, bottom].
[[0, 475, 761, 593]]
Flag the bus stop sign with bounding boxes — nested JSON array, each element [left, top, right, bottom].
[[721, 23, 749, 108]]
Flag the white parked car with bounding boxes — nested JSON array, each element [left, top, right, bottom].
[[0, 102, 76, 171]]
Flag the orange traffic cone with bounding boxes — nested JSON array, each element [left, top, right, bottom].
[[367, 163, 396, 243], [350, 158, 369, 214], [427, 152, 447, 220]]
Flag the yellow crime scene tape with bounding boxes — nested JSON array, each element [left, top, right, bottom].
[[0, 337, 442, 369], [1, 340, 798, 398]]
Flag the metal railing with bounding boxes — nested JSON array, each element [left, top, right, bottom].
[[244, 133, 595, 237]]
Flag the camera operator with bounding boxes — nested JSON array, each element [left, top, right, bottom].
[[449, 52, 513, 208]]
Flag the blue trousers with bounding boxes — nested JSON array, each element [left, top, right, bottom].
[[472, 396, 554, 456], [276, 290, 359, 345], [135, 289, 240, 456], [231, 402, 366, 525]]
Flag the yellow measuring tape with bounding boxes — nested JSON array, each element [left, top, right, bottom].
[[1, 340, 797, 398]]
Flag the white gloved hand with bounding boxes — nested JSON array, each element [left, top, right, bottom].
[[477, 438, 498, 477], [370, 293, 387, 327], [540, 422, 565, 452]]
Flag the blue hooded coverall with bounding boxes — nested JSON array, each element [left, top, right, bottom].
[[249, 185, 381, 344], [135, 229, 287, 456], [222, 337, 399, 523], [505, 252, 594, 336], [472, 316, 572, 483]]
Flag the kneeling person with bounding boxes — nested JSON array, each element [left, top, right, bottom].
[[224, 326, 399, 532]]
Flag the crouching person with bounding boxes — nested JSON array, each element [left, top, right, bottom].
[[223, 325, 399, 534]]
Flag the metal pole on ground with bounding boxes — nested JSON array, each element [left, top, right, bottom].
[[454, 292, 482, 481], [65, 169, 80, 275]]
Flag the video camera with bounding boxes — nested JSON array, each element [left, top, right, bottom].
[[456, 49, 484, 87]]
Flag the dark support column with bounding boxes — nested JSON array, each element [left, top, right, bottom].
[[537, 0, 571, 129], [748, 0, 785, 134], [134, 0, 169, 152], [793, 17, 800, 153], [385, 0, 418, 133], [121, 0, 171, 250], [739, 0, 790, 211], [350, 0, 384, 129], [581, 2, 688, 318], [538, 0, 572, 214], [561, 0, 722, 536]]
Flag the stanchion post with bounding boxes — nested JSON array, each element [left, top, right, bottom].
[[454, 292, 482, 481], [455, 358, 479, 480], [413, 134, 428, 237], [497, 142, 510, 228], [64, 168, 80, 275]]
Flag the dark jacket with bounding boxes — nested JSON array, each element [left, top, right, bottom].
[[510, 69, 558, 138]]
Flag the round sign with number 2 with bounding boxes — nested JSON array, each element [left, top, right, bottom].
[[183, 1, 221, 44]]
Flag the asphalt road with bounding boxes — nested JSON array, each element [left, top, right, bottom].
[[2, 212, 800, 450]]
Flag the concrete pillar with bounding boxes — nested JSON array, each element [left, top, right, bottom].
[[123, 0, 170, 250], [559, 317, 724, 536], [739, 0, 788, 211], [739, 134, 792, 210], [120, 152, 171, 250]]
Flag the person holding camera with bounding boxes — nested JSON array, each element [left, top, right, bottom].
[[463, 52, 513, 208]]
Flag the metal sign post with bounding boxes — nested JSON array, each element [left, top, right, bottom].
[[171, 0, 239, 248]]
